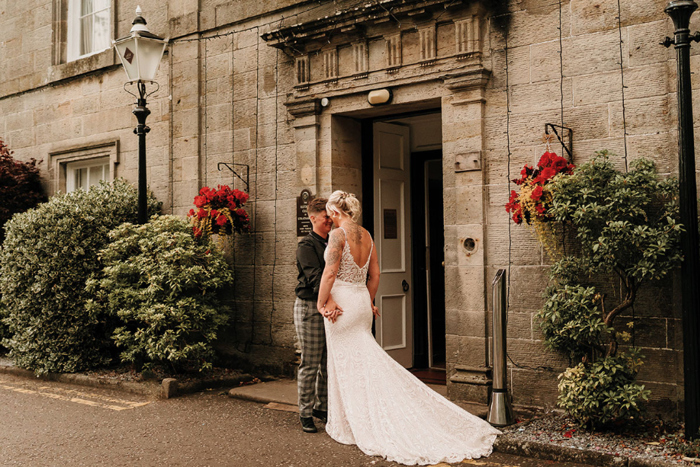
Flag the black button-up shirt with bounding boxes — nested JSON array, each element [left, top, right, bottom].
[[295, 231, 328, 300]]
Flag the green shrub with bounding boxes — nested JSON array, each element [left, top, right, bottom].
[[539, 284, 609, 361], [86, 216, 232, 372], [0, 179, 160, 374], [558, 349, 650, 429], [535, 153, 681, 427]]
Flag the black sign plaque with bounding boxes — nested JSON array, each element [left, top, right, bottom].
[[297, 189, 313, 236], [384, 209, 398, 239]]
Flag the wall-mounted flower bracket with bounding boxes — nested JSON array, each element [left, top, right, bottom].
[[217, 162, 250, 192], [544, 123, 573, 162]]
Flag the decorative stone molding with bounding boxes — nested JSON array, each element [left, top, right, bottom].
[[295, 55, 310, 88], [261, 0, 485, 55], [352, 41, 369, 78], [285, 98, 321, 119], [385, 34, 402, 72], [322, 48, 338, 81], [48, 139, 120, 195], [419, 26, 436, 65], [455, 16, 481, 58], [441, 67, 491, 92]]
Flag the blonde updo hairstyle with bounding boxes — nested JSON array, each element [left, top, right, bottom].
[[326, 190, 361, 223]]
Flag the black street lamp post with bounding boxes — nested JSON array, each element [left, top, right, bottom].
[[664, 0, 700, 440], [133, 82, 151, 224], [113, 6, 167, 224]]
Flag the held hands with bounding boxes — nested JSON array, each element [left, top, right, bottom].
[[318, 297, 343, 323]]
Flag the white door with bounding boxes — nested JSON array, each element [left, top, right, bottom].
[[373, 122, 413, 368]]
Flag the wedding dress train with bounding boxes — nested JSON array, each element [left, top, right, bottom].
[[323, 232, 500, 465]]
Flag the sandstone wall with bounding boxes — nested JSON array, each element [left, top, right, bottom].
[[0, 0, 694, 416]]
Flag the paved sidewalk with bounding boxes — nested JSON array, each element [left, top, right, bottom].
[[228, 379, 683, 467], [228, 378, 449, 412], [0, 357, 686, 467]]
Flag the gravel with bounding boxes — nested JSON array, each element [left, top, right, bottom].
[[500, 412, 699, 465]]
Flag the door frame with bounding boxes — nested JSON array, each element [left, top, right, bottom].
[[360, 112, 444, 367]]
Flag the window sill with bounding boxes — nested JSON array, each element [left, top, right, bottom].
[[48, 48, 117, 84]]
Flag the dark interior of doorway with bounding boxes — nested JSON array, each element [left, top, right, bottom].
[[360, 121, 446, 382], [411, 150, 446, 373]]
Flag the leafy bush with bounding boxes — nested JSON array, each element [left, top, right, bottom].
[[0, 179, 160, 374], [542, 153, 681, 359], [535, 153, 681, 427], [558, 350, 650, 429], [0, 138, 47, 244], [539, 284, 609, 361], [86, 216, 232, 372]]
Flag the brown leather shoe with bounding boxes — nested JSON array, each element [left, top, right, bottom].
[[300, 416, 317, 433]]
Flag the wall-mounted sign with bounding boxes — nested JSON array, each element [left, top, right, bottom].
[[297, 189, 313, 236], [383, 209, 398, 239]]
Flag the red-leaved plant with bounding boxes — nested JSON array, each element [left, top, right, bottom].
[[505, 151, 574, 225], [0, 138, 47, 243], [187, 185, 251, 239]]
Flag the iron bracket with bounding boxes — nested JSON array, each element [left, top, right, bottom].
[[217, 162, 250, 192], [544, 123, 573, 162]]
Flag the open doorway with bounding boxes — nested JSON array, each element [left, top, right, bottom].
[[359, 111, 446, 383]]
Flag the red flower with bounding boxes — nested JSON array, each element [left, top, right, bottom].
[[215, 215, 228, 226], [531, 185, 544, 201], [194, 195, 208, 208], [505, 190, 520, 213], [197, 208, 208, 219], [234, 189, 249, 204], [188, 209, 195, 217], [551, 156, 568, 172], [535, 167, 557, 184], [512, 210, 523, 224], [210, 209, 219, 218], [535, 204, 546, 215], [538, 151, 555, 168]]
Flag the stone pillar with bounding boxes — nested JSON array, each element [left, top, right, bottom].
[[285, 98, 321, 197], [441, 66, 493, 404]]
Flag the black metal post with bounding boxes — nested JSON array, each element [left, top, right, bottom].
[[664, 0, 700, 440], [133, 81, 151, 224]]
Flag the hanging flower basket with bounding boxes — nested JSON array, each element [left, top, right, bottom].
[[188, 185, 251, 239], [505, 150, 574, 257]]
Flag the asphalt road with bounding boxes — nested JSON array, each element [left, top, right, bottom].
[[0, 373, 596, 467]]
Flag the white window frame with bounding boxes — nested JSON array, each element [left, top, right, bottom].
[[66, 0, 112, 62], [66, 157, 110, 193], [49, 140, 119, 195]]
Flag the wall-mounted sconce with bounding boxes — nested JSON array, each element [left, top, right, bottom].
[[368, 88, 392, 106]]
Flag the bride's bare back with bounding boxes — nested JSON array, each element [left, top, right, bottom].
[[338, 222, 372, 266]]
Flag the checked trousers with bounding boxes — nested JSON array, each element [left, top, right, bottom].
[[293, 297, 328, 417]]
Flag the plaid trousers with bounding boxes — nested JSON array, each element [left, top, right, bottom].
[[293, 297, 327, 417]]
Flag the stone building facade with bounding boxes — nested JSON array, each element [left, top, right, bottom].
[[0, 0, 691, 418]]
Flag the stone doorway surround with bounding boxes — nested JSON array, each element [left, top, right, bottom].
[[263, 0, 496, 405]]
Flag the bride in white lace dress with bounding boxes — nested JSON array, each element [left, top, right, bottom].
[[316, 190, 500, 466]]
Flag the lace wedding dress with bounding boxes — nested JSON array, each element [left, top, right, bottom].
[[323, 229, 501, 465]]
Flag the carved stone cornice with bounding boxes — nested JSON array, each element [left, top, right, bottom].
[[285, 98, 321, 118], [262, 0, 476, 55], [440, 66, 491, 92]]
